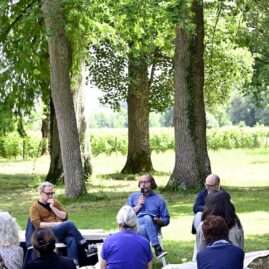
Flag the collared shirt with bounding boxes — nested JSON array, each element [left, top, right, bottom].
[[127, 192, 170, 226]]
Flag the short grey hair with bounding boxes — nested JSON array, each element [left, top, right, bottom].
[[38, 182, 54, 193]]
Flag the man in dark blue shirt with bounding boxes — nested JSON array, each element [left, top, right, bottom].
[[192, 174, 221, 233], [127, 174, 170, 259]]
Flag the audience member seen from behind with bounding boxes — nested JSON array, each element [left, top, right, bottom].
[[192, 173, 222, 233], [194, 190, 244, 259], [24, 228, 76, 269], [127, 174, 170, 259], [197, 215, 244, 269], [0, 212, 23, 269], [29, 182, 97, 266], [100, 205, 153, 269]]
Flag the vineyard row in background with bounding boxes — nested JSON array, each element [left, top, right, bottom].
[[0, 127, 269, 159]]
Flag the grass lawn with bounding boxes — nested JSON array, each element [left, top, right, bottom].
[[0, 148, 269, 268]]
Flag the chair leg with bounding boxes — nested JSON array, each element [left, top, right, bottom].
[[157, 234, 167, 267]]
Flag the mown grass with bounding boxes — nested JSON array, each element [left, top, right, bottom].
[[0, 148, 269, 268]]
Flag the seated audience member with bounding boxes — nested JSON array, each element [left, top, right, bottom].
[[197, 215, 244, 269], [192, 173, 222, 233], [29, 182, 96, 266], [194, 190, 244, 259], [0, 212, 23, 269], [100, 205, 153, 269], [24, 228, 76, 269], [127, 174, 170, 259]]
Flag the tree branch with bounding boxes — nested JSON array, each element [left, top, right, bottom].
[[0, 0, 40, 42], [209, 0, 224, 65]]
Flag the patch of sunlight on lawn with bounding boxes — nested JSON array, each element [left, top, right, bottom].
[[0, 155, 49, 176], [239, 212, 269, 236], [162, 215, 194, 242], [209, 149, 269, 187]]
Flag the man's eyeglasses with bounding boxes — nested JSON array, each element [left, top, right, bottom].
[[140, 180, 151, 184], [43, 192, 55, 196], [205, 183, 218, 189]]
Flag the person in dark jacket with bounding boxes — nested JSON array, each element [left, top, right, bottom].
[[192, 174, 221, 233], [197, 215, 244, 269], [24, 228, 76, 269]]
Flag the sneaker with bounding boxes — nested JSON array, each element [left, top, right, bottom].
[[154, 244, 168, 259], [85, 244, 97, 258]]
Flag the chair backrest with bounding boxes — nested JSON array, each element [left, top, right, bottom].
[[22, 217, 37, 268], [25, 217, 35, 248]]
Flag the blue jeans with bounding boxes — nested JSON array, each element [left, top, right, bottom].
[[52, 220, 87, 261], [138, 215, 160, 246]]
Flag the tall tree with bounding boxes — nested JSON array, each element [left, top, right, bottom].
[[122, 53, 153, 172], [167, 0, 211, 188], [0, 0, 94, 188], [73, 60, 93, 177], [89, 1, 174, 173], [45, 98, 63, 183], [42, 0, 85, 198]]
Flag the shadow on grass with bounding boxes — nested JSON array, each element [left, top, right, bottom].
[[97, 170, 171, 181]]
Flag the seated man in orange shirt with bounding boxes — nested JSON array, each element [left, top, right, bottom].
[[29, 182, 96, 266]]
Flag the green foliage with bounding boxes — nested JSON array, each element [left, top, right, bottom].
[[87, 0, 175, 112], [89, 109, 128, 128], [238, 0, 269, 102], [1, 127, 269, 159], [150, 132, 174, 153], [0, 0, 50, 115], [204, 2, 254, 107], [207, 127, 267, 150], [228, 92, 269, 126], [90, 131, 127, 156], [90, 127, 269, 156], [0, 132, 43, 159]]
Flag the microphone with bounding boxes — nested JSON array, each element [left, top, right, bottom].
[[140, 188, 144, 205]]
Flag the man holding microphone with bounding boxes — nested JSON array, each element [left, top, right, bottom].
[[127, 174, 170, 259]]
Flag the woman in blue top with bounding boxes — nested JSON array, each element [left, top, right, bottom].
[[100, 205, 153, 269], [197, 215, 244, 269]]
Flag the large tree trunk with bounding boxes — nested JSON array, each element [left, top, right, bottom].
[[121, 54, 153, 173], [168, 27, 199, 188], [45, 98, 63, 184], [167, 1, 211, 189], [73, 60, 93, 178], [45, 61, 93, 183], [42, 0, 85, 198], [192, 1, 211, 180]]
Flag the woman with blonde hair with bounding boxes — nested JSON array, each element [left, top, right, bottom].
[[0, 212, 23, 269]]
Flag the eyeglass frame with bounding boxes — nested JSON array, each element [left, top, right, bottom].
[[42, 191, 55, 196]]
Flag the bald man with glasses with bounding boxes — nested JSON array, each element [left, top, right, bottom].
[[29, 182, 96, 266], [192, 174, 223, 234]]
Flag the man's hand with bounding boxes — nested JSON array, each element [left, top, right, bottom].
[[134, 195, 145, 212], [48, 198, 54, 208], [138, 195, 145, 206], [48, 200, 67, 220], [154, 217, 162, 226]]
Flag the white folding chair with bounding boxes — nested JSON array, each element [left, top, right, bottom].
[[158, 233, 167, 267]]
